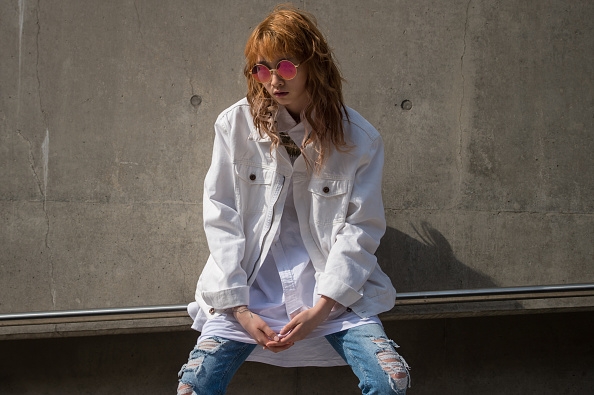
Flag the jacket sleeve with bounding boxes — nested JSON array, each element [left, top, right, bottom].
[[316, 134, 389, 308], [198, 113, 250, 310]]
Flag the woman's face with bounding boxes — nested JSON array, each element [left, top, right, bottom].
[[255, 54, 309, 119]]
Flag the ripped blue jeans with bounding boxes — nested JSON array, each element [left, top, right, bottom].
[[177, 323, 410, 395]]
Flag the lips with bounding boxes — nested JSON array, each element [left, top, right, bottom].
[[273, 91, 289, 98]]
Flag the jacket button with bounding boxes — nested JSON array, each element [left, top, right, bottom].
[[323, 186, 330, 193], [346, 307, 352, 312], [209, 308, 215, 315], [249, 174, 256, 181]]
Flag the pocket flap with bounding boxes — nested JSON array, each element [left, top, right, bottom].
[[307, 178, 349, 197], [235, 164, 272, 185]]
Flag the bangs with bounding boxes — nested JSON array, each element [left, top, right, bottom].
[[244, 5, 348, 173], [245, 22, 309, 65]]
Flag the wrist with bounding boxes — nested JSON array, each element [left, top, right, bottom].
[[231, 305, 250, 317], [315, 296, 336, 314]]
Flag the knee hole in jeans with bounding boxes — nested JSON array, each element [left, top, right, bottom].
[[196, 337, 224, 352], [372, 337, 411, 392], [177, 337, 227, 393], [176, 382, 196, 395]]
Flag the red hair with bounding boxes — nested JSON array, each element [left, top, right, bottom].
[[244, 4, 349, 172]]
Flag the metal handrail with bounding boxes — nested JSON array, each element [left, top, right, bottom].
[[393, 283, 594, 305], [1, 283, 594, 324], [0, 304, 188, 322]]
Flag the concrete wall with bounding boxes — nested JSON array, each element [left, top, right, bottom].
[[1, 0, 594, 364], [3, 0, 593, 329], [2, 0, 593, 393]]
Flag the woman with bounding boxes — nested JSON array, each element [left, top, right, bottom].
[[178, 5, 410, 394]]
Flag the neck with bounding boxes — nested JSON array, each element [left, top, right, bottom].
[[287, 109, 301, 123]]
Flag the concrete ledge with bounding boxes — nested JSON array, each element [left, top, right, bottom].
[[385, 300, 594, 321], [3, 304, 594, 341], [0, 313, 192, 341], [2, 290, 594, 340]]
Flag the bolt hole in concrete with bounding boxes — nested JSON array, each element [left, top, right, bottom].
[[400, 100, 412, 110], [190, 95, 202, 107]]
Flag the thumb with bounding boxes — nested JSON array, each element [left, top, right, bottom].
[[262, 327, 279, 342], [280, 319, 298, 336]]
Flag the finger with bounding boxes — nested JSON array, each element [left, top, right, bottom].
[[278, 331, 297, 344], [259, 326, 280, 342], [266, 343, 294, 353], [280, 320, 299, 336], [280, 324, 308, 343], [268, 345, 293, 353], [265, 339, 290, 347], [255, 331, 275, 345], [263, 329, 280, 342], [258, 324, 280, 344], [265, 341, 293, 349], [252, 329, 274, 346]]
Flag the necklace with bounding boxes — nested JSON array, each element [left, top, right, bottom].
[[279, 131, 301, 158]]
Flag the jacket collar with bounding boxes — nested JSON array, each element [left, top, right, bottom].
[[248, 105, 309, 144]]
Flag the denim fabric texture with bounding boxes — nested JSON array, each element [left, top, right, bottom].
[[177, 323, 410, 395]]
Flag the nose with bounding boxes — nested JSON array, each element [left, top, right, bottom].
[[270, 71, 284, 86]]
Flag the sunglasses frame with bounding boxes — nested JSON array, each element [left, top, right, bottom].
[[251, 60, 301, 83]]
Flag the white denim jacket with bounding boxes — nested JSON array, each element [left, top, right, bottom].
[[193, 98, 396, 323]]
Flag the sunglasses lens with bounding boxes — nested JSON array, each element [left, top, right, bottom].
[[277, 60, 297, 80], [252, 65, 271, 83]]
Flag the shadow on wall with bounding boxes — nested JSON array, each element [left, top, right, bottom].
[[377, 222, 515, 290], [377, 222, 493, 292], [376, 222, 521, 313]]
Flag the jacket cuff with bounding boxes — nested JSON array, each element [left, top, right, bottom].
[[316, 273, 363, 307], [201, 286, 250, 310]]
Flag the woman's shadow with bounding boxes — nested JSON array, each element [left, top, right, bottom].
[[376, 221, 520, 315]]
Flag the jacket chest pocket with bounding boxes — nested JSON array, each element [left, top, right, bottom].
[[235, 164, 273, 215], [307, 177, 351, 225]]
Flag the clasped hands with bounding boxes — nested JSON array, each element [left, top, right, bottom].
[[232, 296, 335, 354]]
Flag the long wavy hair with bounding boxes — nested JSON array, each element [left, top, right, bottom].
[[243, 4, 349, 172]]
